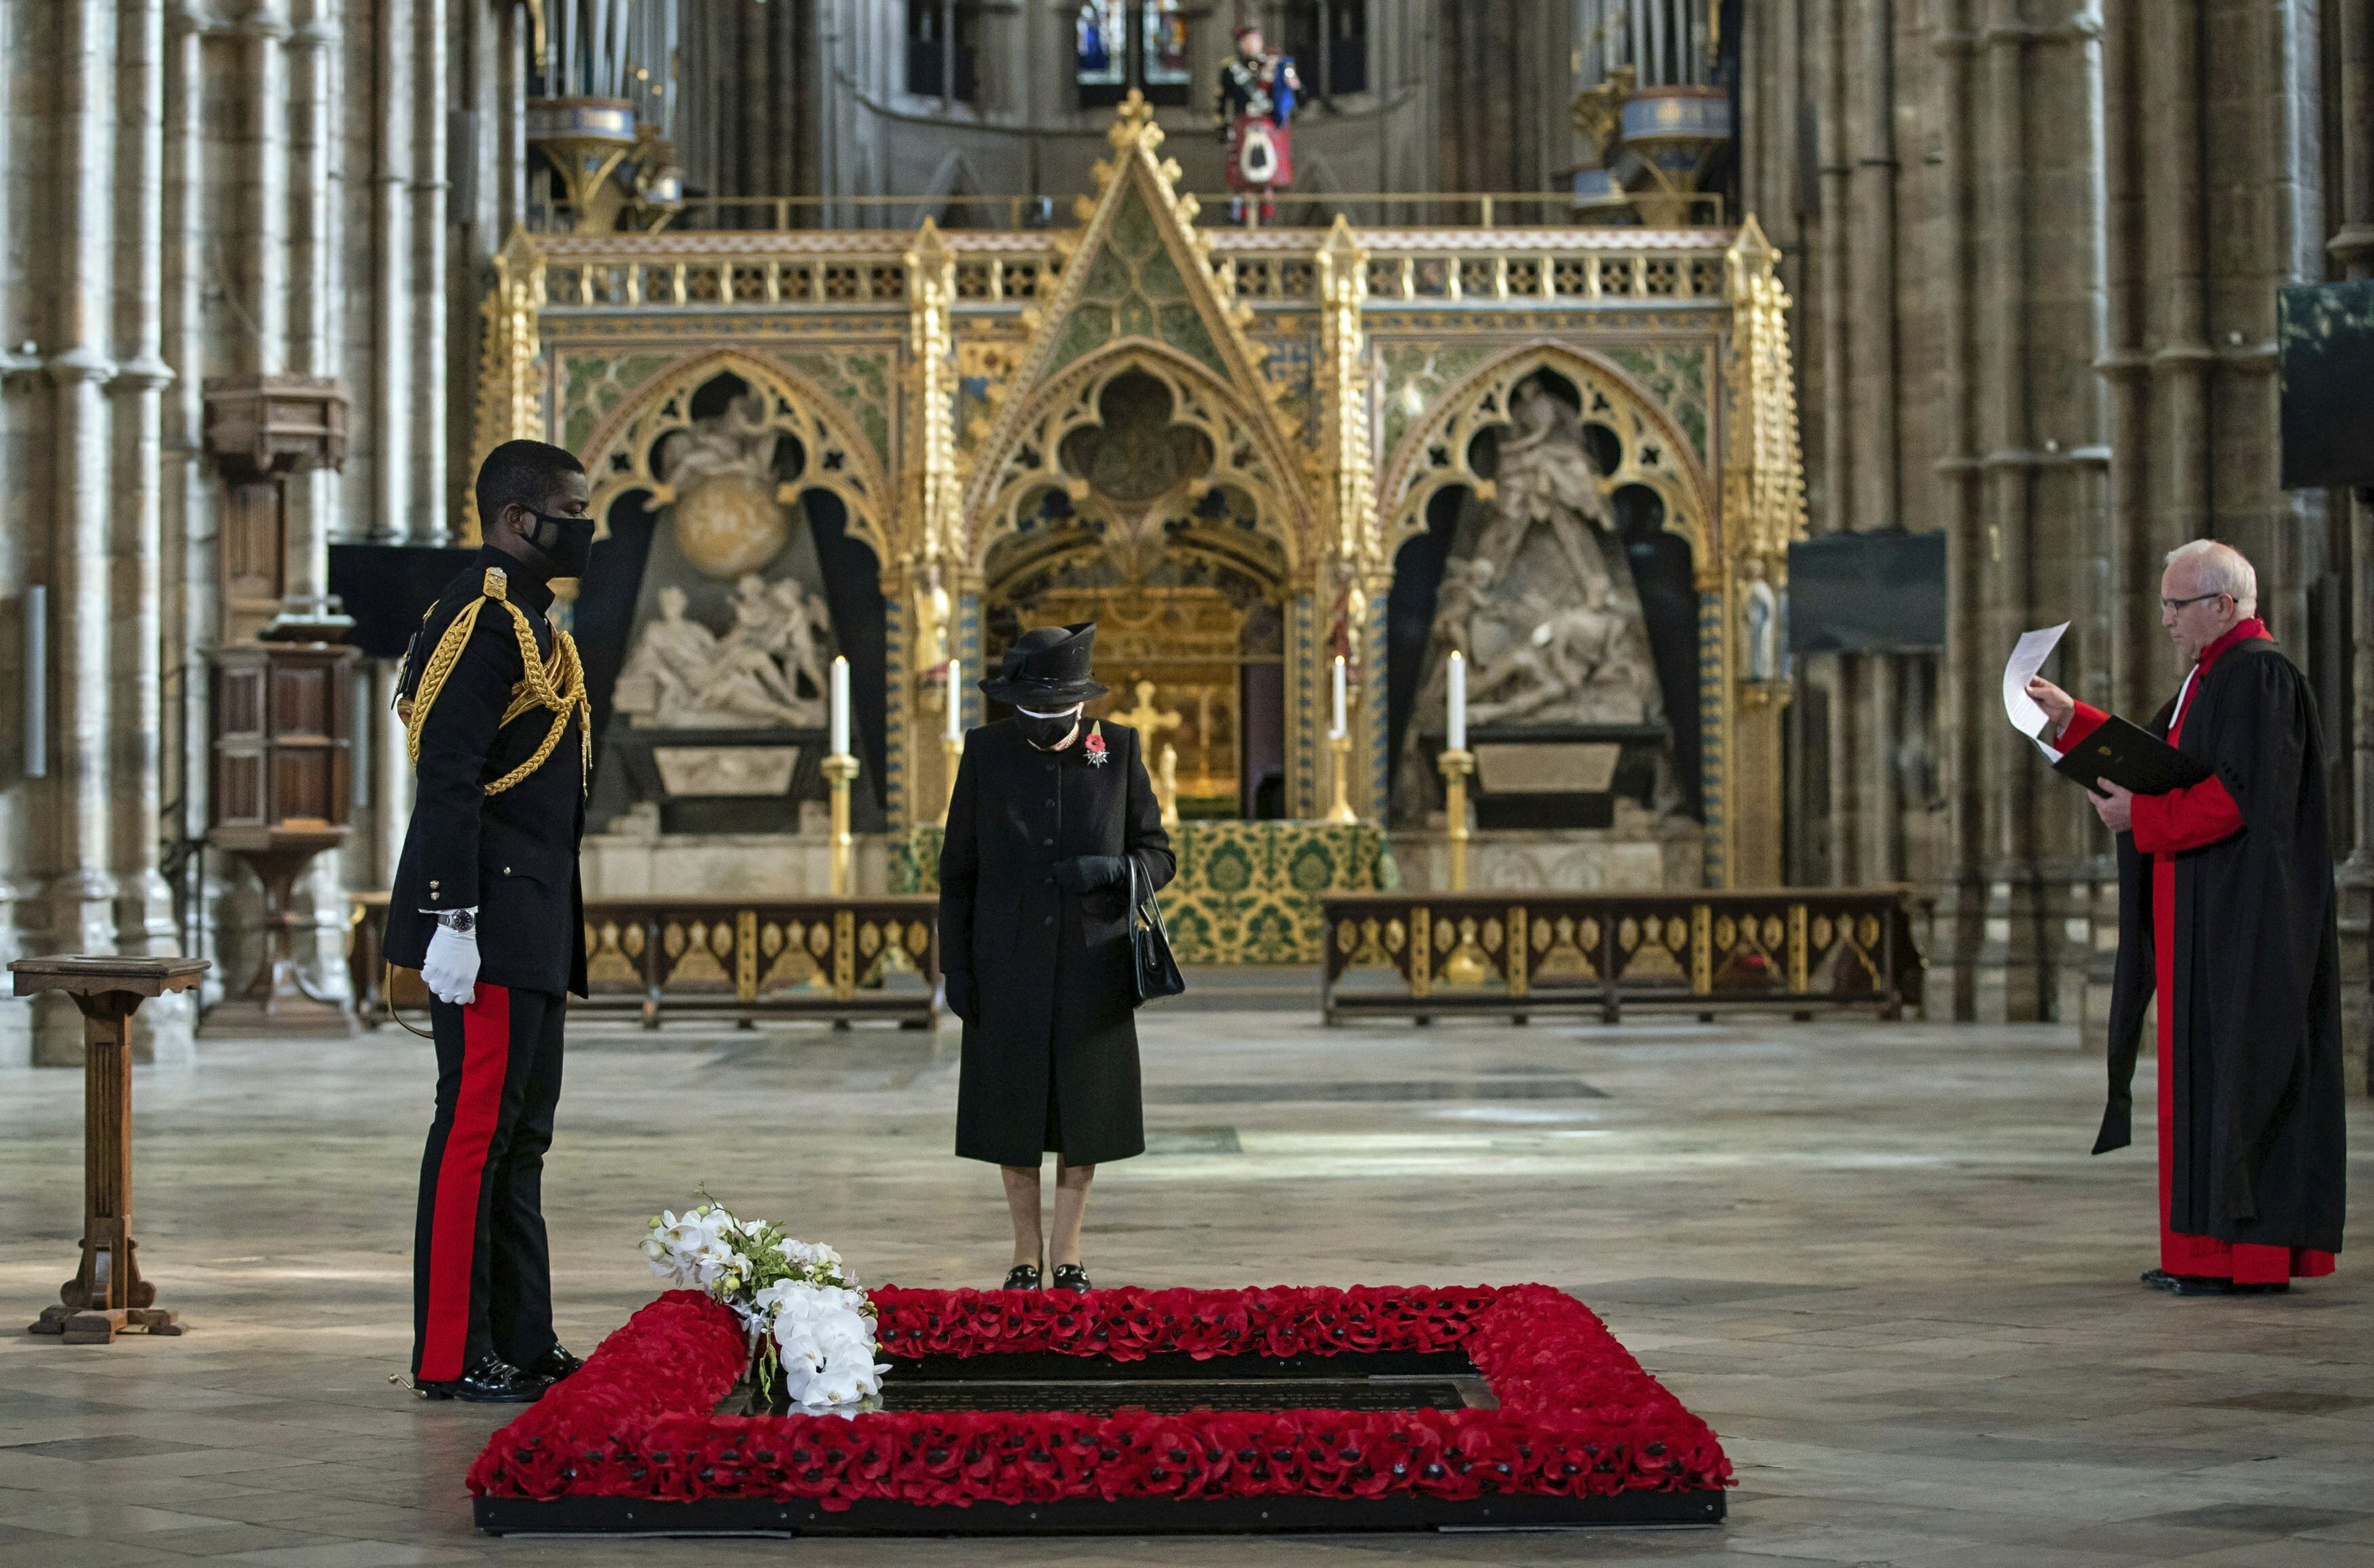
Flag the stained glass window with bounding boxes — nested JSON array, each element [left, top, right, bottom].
[[1076, 2, 1125, 87], [1078, 0, 1192, 107], [1143, 1, 1189, 89]]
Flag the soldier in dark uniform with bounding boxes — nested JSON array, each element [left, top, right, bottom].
[[388, 439, 596, 1401], [939, 624, 1174, 1293]]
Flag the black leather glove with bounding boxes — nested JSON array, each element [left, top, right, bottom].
[[944, 970, 977, 1022], [1051, 855, 1128, 894]]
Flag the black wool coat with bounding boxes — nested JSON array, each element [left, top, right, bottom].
[[384, 547, 590, 998], [2098, 637, 2346, 1255], [939, 718, 1175, 1167]]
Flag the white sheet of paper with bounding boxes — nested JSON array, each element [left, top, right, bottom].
[[2003, 623, 2070, 745]]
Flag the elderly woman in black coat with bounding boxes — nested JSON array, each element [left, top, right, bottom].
[[938, 623, 1175, 1291]]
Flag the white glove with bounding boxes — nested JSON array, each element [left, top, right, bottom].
[[421, 914, 480, 1006]]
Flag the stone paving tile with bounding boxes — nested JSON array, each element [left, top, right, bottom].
[[0, 1014, 2365, 1568]]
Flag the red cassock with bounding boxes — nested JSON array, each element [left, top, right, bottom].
[[2061, 618, 2336, 1284]]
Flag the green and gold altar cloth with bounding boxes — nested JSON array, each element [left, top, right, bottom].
[[891, 821, 1400, 964]]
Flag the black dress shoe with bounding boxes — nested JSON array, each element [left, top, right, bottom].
[[2165, 1274, 2289, 1297], [415, 1354, 544, 1403], [1049, 1263, 1092, 1293], [518, 1343, 584, 1384], [2141, 1268, 2181, 1291], [1001, 1263, 1042, 1290]]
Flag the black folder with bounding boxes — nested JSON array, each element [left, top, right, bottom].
[[2051, 714, 2214, 796]]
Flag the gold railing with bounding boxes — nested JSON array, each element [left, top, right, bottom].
[[542, 188, 1727, 236], [526, 219, 1736, 316], [1320, 888, 1928, 1025]]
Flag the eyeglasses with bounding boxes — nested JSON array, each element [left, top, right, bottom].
[[2160, 591, 2229, 612]]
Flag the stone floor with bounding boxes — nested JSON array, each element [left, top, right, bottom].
[[0, 994, 2367, 1567]]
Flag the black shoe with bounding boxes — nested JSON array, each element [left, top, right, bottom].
[[1049, 1263, 1092, 1293], [1001, 1263, 1042, 1291], [414, 1354, 544, 1403], [2141, 1268, 2181, 1291], [518, 1343, 584, 1384], [2165, 1274, 2289, 1297]]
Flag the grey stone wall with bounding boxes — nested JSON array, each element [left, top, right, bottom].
[[1746, 0, 2368, 1084]]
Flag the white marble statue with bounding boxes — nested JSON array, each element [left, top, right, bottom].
[[1393, 373, 1678, 823], [657, 390, 777, 489], [612, 576, 832, 729], [1740, 555, 1780, 683]]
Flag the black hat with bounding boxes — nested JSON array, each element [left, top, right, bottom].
[[981, 623, 1109, 707]]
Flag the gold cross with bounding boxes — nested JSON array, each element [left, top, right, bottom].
[[1113, 679, 1182, 739]]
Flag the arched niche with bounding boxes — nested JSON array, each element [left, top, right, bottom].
[[1378, 349, 1717, 829], [570, 355, 894, 822], [965, 355, 1302, 819], [963, 344, 1312, 585], [577, 349, 893, 566], [1378, 342, 1716, 579]]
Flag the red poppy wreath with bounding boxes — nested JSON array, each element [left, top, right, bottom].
[[467, 1284, 1733, 1510]]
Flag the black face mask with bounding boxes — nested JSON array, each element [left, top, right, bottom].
[[1015, 709, 1081, 750], [520, 507, 596, 578]]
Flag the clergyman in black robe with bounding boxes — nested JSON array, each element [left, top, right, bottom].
[[2028, 540, 2346, 1294]]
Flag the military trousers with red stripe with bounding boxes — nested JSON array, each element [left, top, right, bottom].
[[411, 983, 566, 1381]]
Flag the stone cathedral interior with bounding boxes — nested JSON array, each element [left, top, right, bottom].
[[1, 1, 2370, 1561]]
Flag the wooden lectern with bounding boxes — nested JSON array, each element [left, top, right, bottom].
[[12, 956, 210, 1343]]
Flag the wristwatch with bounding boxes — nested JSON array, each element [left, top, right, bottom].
[[433, 909, 477, 935]]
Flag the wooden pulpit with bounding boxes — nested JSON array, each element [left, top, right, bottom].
[[206, 640, 358, 1032], [12, 956, 210, 1343]]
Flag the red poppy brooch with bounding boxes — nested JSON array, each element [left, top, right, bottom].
[[1084, 722, 1109, 767]]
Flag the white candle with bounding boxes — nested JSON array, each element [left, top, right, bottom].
[[945, 658, 962, 740], [1330, 655, 1347, 740], [830, 655, 850, 756], [1447, 650, 1466, 752]]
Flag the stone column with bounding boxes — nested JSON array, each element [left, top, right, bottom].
[[372, 0, 412, 540], [162, 2, 214, 1009], [2334, 0, 2374, 1093], [286, 0, 340, 596], [411, 0, 449, 538], [109, 0, 193, 1062], [1959, 2, 2106, 1025], [235, 1, 293, 376], [40, 0, 125, 1064], [0, 0, 30, 1065], [290, 0, 351, 999]]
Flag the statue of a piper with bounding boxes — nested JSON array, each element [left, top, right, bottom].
[[1216, 23, 1300, 224]]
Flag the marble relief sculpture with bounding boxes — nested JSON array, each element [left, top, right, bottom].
[[612, 577, 833, 729], [1396, 377, 1678, 817], [1425, 381, 1665, 731]]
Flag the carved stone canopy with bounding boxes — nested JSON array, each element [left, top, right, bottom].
[[203, 374, 351, 480]]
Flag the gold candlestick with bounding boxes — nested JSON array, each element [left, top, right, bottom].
[[821, 752, 859, 896], [1436, 748, 1474, 892], [941, 735, 962, 824], [1326, 730, 1358, 824]]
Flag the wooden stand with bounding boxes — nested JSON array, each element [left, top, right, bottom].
[[10, 956, 210, 1343], [208, 828, 355, 1032]]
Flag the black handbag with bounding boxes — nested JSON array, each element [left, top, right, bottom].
[[1128, 857, 1186, 1006]]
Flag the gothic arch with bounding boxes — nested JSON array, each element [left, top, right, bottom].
[[962, 341, 1315, 583], [1378, 341, 1716, 579], [575, 348, 893, 565]]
